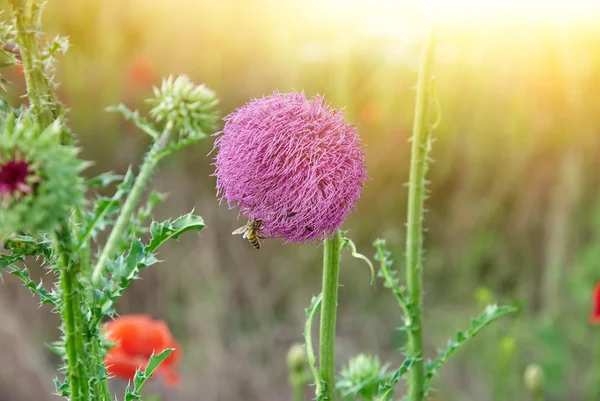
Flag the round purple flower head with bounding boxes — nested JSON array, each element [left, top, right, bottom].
[[213, 92, 367, 243]]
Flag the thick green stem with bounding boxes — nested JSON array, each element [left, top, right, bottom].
[[92, 127, 172, 285], [319, 230, 343, 400], [405, 19, 436, 401], [12, 1, 87, 399], [55, 228, 87, 401]]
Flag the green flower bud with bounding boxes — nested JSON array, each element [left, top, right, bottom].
[[337, 354, 389, 400], [0, 112, 86, 236], [286, 343, 307, 375], [524, 363, 544, 394], [146, 74, 219, 139]]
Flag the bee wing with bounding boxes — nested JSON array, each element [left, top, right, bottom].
[[232, 226, 247, 235]]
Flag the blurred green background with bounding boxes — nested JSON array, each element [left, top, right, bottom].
[[2, 0, 600, 400]]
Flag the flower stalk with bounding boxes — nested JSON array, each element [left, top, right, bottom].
[[92, 125, 172, 285], [10, 0, 64, 133], [319, 230, 343, 400], [55, 227, 87, 401], [405, 18, 436, 401], [9, 1, 88, 399]]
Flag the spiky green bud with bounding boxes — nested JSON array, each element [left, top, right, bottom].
[[0, 112, 86, 236], [146, 74, 219, 139], [337, 354, 390, 400]]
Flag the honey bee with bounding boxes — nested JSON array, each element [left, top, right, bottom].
[[232, 219, 265, 249]]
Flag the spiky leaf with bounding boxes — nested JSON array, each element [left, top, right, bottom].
[[107, 104, 160, 139], [145, 212, 205, 253], [424, 304, 518, 390], [125, 349, 174, 401]]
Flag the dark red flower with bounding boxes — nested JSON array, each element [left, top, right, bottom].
[[0, 159, 38, 207], [0, 160, 32, 193], [104, 314, 181, 386], [590, 283, 600, 324]]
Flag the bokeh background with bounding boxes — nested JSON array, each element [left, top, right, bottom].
[[2, 0, 600, 400]]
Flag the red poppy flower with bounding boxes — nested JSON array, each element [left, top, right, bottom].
[[358, 102, 382, 125], [590, 282, 600, 324], [104, 314, 181, 386], [127, 57, 155, 89]]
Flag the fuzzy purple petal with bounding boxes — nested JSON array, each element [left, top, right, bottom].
[[212, 92, 367, 243]]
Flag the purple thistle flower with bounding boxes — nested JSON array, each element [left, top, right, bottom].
[[212, 92, 367, 243]]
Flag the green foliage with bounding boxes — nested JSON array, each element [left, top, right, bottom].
[[4, 233, 52, 258], [1, 235, 56, 306], [95, 211, 204, 319], [372, 237, 517, 399], [86, 171, 126, 188], [78, 168, 134, 250], [107, 104, 161, 139], [145, 212, 205, 253], [373, 239, 409, 317], [1, 3, 219, 400], [8, 264, 57, 305], [125, 348, 174, 401], [377, 358, 415, 401], [424, 304, 519, 392]]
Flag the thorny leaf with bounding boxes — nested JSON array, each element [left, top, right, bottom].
[[424, 304, 518, 394], [125, 349, 174, 401], [145, 212, 205, 253]]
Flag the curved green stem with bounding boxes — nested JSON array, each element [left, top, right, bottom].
[[405, 18, 436, 401], [319, 230, 343, 400], [305, 294, 322, 394], [92, 126, 172, 286]]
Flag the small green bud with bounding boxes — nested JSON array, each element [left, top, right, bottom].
[[146, 74, 219, 140], [337, 354, 389, 400], [286, 343, 307, 374], [524, 363, 544, 394], [0, 112, 86, 236]]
